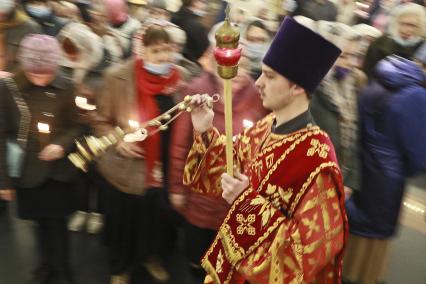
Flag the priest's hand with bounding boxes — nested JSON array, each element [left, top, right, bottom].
[[221, 171, 249, 204], [39, 144, 65, 161], [190, 94, 214, 133]]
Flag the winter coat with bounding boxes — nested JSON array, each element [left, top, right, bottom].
[[362, 35, 423, 79], [310, 69, 366, 191], [346, 56, 426, 239]]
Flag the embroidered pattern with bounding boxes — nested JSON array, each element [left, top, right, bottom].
[[307, 139, 330, 159], [216, 250, 224, 273], [236, 214, 256, 235]]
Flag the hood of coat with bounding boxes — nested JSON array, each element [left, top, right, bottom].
[[375, 55, 425, 90]]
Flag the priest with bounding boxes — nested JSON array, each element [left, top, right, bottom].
[[183, 17, 348, 283]]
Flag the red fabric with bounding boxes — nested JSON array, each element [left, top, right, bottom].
[[135, 59, 180, 187], [169, 72, 268, 230]]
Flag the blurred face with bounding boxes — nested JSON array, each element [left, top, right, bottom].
[[246, 26, 269, 44], [398, 14, 421, 40], [0, 0, 15, 22], [144, 42, 173, 65], [149, 7, 170, 21], [335, 41, 359, 70], [255, 64, 295, 111], [25, 72, 56, 87]]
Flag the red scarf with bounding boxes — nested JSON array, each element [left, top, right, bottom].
[[135, 59, 180, 187]]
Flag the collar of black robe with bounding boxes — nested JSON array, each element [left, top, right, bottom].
[[272, 110, 315, 135]]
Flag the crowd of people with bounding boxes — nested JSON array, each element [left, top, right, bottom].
[[0, 0, 425, 284]]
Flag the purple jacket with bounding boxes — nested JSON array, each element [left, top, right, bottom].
[[346, 56, 426, 239]]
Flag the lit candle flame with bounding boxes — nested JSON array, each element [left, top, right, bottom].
[[37, 123, 50, 134], [243, 119, 254, 128], [128, 120, 140, 129], [75, 96, 87, 105]]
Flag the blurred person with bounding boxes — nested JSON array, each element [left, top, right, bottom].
[[127, 0, 147, 22], [0, 34, 81, 284], [169, 44, 268, 284], [184, 17, 346, 284], [83, 0, 141, 61], [93, 24, 182, 284], [171, 0, 210, 63], [369, 0, 396, 32], [343, 49, 426, 284], [22, 0, 69, 36], [146, 0, 171, 22], [57, 22, 112, 83], [352, 23, 383, 66], [50, 1, 82, 22], [311, 22, 365, 199], [363, 3, 426, 78], [67, 71, 108, 234], [0, 0, 40, 214], [165, 23, 203, 81], [299, 0, 338, 21], [242, 19, 271, 80], [0, 0, 40, 73], [336, 0, 357, 25]]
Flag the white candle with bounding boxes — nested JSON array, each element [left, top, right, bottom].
[[37, 122, 50, 149]]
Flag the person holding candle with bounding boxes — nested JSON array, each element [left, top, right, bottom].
[[93, 23, 183, 284], [184, 17, 348, 283], [0, 34, 81, 284]]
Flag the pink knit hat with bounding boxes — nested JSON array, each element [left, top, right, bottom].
[[105, 0, 128, 25], [17, 34, 61, 74]]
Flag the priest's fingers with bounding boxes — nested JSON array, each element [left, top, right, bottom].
[[234, 171, 248, 182], [221, 173, 238, 185]]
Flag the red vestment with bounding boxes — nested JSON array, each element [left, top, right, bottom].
[[184, 114, 348, 283]]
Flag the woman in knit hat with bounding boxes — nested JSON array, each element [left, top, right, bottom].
[[0, 34, 82, 284]]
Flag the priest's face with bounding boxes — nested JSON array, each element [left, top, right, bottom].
[[256, 64, 295, 111]]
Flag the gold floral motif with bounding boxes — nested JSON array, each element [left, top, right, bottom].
[[216, 250, 224, 274], [307, 139, 330, 159], [236, 214, 256, 235], [302, 213, 320, 239], [266, 153, 275, 168]]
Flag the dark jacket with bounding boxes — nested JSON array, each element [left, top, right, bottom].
[[172, 7, 210, 62], [310, 70, 366, 191], [0, 72, 82, 189], [362, 35, 424, 79], [346, 56, 426, 239]]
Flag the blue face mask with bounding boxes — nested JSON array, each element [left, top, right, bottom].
[[144, 62, 173, 76], [393, 36, 422, 47], [26, 5, 52, 19], [334, 66, 351, 81], [245, 42, 269, 61]]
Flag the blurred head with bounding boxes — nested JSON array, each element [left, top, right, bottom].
[[148, 0, 170, 21], [141, 25, 174, 75], [24, 0, 53, 19], [165, 24, 186, 62], [0, 0, 15, 22], [17, 34, 61, 86], [182, 0, 207, 16], [388, 3, 426, 45], [317, 21, 361, 77], [244, 20, 270, 62], [104, 0, 129, 26]]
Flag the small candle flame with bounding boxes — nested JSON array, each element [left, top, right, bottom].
[[75, 96, 87, 105], [37, 123, 50, 134], [128, 120, 140, 129], [243, 119, 254, 128]]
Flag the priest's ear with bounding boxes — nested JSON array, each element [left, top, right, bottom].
[[289, 83, 309, 99]]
